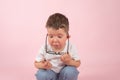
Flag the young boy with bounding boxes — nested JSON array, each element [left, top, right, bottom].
[[34, 13, 81, 80]]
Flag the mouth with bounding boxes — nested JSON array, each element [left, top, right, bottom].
[[52, 44, 61, 50], [53, 45, 59, 48], [52, 43, 59, 46]]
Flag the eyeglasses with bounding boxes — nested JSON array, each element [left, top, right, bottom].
[[45, 34, 69, 55]]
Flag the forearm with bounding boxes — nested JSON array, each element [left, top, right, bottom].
[[34, 61, 45, 69], [66, 60, 81, 68], [34, 61, 52, 69]]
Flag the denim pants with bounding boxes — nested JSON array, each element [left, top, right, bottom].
[[35, 66, 79, 80]]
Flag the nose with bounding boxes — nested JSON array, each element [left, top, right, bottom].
[[53, 37, 58, 42]]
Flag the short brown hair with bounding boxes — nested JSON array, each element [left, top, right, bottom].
[[46, 13, 69, 33]]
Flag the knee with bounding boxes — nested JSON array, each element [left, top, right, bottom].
[[35, 69, 49, 80], [62, 66, 79, 77]]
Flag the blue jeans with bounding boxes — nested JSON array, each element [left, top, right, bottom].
[[35, 66, 79, 80]]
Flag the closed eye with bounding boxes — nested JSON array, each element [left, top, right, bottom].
[[58, 36, 62, 38], [48, 35, 53, 38], [49, 36, 53, 38]]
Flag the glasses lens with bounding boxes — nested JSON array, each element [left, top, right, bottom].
[[47, 51, 56, 55], [47, 51, 65, 55]]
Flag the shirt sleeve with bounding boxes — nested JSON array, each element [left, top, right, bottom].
[[35, 45, 45, 62], [69, 44, 80, 61]]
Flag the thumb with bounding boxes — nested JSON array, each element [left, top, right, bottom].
[[60, 56, 64, 61], [44, 61, 49, 66]]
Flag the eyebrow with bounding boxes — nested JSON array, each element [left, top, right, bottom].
[[48, 33, 63, 36]]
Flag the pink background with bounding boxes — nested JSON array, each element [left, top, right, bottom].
[[0, 0, 120, 80]]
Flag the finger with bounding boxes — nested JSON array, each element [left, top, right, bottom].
[[64, 53, 69, 57], [60, 56, 64, 61], [46, 62, 51, 69], [46, 61, 51, 67], [44, 61, 49, 66], [48, 62, 51, 67]]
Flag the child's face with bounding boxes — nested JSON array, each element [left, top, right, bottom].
[[47, 27, 68, 52]]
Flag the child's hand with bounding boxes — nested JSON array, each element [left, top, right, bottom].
[[42, 60, 52, 69], [60, 53, 72, 64]]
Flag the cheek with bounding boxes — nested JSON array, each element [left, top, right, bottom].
[[48, 39, 52, 44], [62, 41, 66, 45], [60, 39, 67, 44]]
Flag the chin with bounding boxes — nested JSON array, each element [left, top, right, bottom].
[[52, 46, 61, 50]]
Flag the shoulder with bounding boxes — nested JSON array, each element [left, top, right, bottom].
[[38, 44, 46, 53], [38, 43, 52, 53], [69, 42, 80, 60], [68, 42, 78, 54], [69, 42, 77, 51]]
